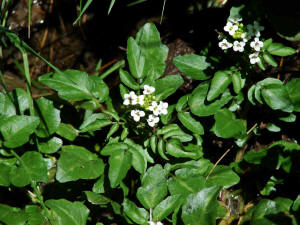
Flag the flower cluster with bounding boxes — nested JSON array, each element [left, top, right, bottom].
[[123, 85, 168, 127], [218, 17, 265, 65]]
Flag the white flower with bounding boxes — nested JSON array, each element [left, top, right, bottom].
[[233, 41, 245, 52], [249, 52, 260, 64], [250, 37, 264, 51], [148, 101, 161, 116], [229, 17, 242, 24], [158, 101, 168, 115], [123, 91, 137, 105], [143, 85, 155, 95], [131, 109, 145, 122], [147, 114, 160, 127], [241, 32, 248, 42], [148, 222, 163, 225], [132, 95, 145, 106], [218, 39, 233, 50], [224, 22, 238, 36]]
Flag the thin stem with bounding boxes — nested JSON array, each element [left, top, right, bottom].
[[206, 123, 258, 180], [99, 59, 125, 80], [206, 146, 232, 180], [31, 182, 56, 225]]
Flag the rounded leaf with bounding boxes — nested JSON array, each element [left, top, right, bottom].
[[207, 70, 232, 101], [56, 145, 105, 182]]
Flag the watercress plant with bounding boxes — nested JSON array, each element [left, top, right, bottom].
[[1, 5, 300, 225]]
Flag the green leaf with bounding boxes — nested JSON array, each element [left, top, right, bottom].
[[153, 195, 182, 222], [267, 42, 296, 56], [123, 199, 149, 225], [101, 142, 129, 156], [0, 92, 16, 116], [229, 5, 245, 20], [136, 23, 168, 82], [56, 145, 105, 182], [108, 150, 132, 188], [232, 72, 243, 94], [168, 168, 206, 197], [35, 97, 61, 138], [158, 138, 169, 160], [263, 52, 278, 67], [0, 115, 39, 148], [213, 109, 246, 139], [244, 148, 268, 164], [248, 84, 256, 105], [79, 113, 107, 130], [262, 38, 273, 50], [205, 165, 240, 188], [80, 119, 112, 132], [176, 94, 190, 112], [181, 186, 222, 225], [257, 56, 266, 71], [45, 199, 89, 225], [0, 204, 27, 225], [124, 138, 154, 163], [261, 85, 293, 112], [160, 104, 175, 125], [173, 54, 210, 80], [11, 88, 30, 115], [37, 136, 62, 154], [92, 176, 105, 194], [178, 111, 204, 135], [127, 37, 145, 79], [0, 162, 11, 186], [125, 142, 147, 174], [56, 123, 78, 141], [255, 85, 264, 104], [207, 70, 232, 101], [251, 199, 292, 225], [292, 195, 300, 212], [279, 113, 296, 123], [154, 75, 184, 101], [150, 135, 157, 154], [39, 70, 108, 102], [25, 205, 45, 225], [119, 69, 139, 90], [189, 81, 232, 117], [286, 78, 300, 111], [137, 165, 167, 209], [266, 123, 281, 132], [84, 191, 111, 205], [10, 151, 48, 187], [106, 123, 119, 139], [166, 139, 200, 159], [163, 126, 193, 142]]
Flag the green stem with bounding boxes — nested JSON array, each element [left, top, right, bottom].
[[99, 60, 125, 80], [31, 182, 56, 225], [21, 50, 35, 116]]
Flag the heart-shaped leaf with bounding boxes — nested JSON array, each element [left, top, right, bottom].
[[56, 145, 105, 182], [10, 151, 48, 187], [137, 165, 167, 209], [213, 109, 246, 139]]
